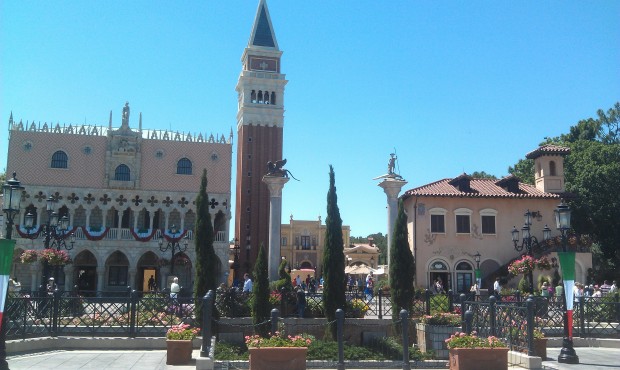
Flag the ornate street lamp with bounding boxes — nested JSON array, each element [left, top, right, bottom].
[[1, 172, 24, 370], [554, 201, 579, 364], [156, 225, 188, 276], [23, 194, 75, 285], [511, 209, 551, 293], [2, 172, 25, 240]]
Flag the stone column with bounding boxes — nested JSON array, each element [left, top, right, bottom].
[[262, 175, 290, 282], [378, 178, 408, 270], [64, 265, 74, 291], [128, 267, 137, 290], [29, 263, 41, 293], [97, 270, 105, 293]]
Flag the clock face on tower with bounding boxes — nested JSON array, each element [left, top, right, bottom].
[[249, 57, 278, 72]]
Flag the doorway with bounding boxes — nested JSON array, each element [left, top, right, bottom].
[[142, 268, 157, 292]]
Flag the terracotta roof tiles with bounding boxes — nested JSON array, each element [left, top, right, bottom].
[[402, 177, 562, 199], [525, 144, 570, 159]]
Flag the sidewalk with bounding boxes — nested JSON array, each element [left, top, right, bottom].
[[7, 347, 620, 369]]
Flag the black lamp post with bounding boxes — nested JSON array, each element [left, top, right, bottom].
[[157, 225, 188, 276], [511, 210, 551, 294], [1, 172, 25, 370], [231, 238, 240, 284], [473, 251, 481, 287], [555, 201, 579, 364], [24, 195, 75, 286], [245, 234, 251, 272]]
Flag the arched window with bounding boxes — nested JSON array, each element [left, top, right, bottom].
[[177, 158, 192, 175], [549, 161, 557, 176], [251, 90, 256, 103], [264, 91, 270, 104], [258, 90, 263, 104], [115, 165, 130, 181], [271, 92, 276, 105], [51, 150, 68, 168]]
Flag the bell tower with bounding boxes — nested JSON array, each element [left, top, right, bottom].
[[235, 0, 288, 274]]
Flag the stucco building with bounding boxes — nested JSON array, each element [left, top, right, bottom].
[[401, 145, 592, 293], [6, 106, 232, 294]]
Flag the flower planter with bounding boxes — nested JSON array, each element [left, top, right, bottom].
[[449, 347, 508, 370], [534, 338, 547, 359], [166, 339, 193, 365], [416, 323, 460, 359], [249, 347, 308, 370]]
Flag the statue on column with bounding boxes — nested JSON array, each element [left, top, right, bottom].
[[388, 153, 397, 176], [267, 159, 299, 180], [122, 101, 130, 127]]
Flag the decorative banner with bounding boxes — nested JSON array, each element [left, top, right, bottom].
[[0, 239, 17, 331], [558, 251, 576, 338]]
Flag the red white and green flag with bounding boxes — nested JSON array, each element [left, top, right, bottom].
[[0, 239, 17, 331], [558, 251, 576, 338]]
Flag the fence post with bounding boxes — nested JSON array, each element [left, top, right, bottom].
[[200, 290, 214, 358], [129, 290, 138, 338], [516, 290, 521, 302], [270, 308, 280, 335], [52, 289, 60, 337], [336, 308, 345, 370], [126, 286, 132, 316], [489, 295, 497, 336], [378, 289, 383, 319], [460, 294, 467, 329], [464, 310, 473, 334], [576, 296, 583, 338], [448, 289, 454, 312], [401, 309, 411, 370], [526, 296, 535, 356], [280, 287, 287, 317], [425, 289, 431, 315]]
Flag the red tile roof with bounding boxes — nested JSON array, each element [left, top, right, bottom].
[[525, 144, 571, 159], [401, 177, 563, 199]]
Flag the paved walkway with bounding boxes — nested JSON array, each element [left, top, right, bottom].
[[7, 347, 620, 369]]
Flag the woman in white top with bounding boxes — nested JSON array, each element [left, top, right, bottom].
[[170, 277, 180, 299]]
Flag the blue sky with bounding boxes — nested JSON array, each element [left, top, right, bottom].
[[2, 1, 619, 239]]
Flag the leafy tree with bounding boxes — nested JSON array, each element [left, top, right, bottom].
[[252, 244, 270, 337], [0, 171, 5, 193], [508, 159, 534, 185], [470, 171, 497, 179], [194, 169, 217, 325], [322, 165, 346, 339], [271, 258, 293, 292], [564, 140, 620, 261], [389, 200, 415, 319]]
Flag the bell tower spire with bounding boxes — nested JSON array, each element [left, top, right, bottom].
[[235, 0, 288, 274]]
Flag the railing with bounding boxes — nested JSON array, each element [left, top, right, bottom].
[[5, 288, 198, 340]]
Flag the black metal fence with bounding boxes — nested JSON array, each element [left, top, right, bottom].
[[5, 288, 198, 340]]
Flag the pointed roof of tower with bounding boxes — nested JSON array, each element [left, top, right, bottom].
[[249, 0, 278, 49]]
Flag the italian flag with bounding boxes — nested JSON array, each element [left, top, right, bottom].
[[558, 251, 576, 338], [0, 239, 16, 331]]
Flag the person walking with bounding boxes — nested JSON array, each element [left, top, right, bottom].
[[170, 277, 180, 299], [493, 277, 502, 301], [243, 273, 253, 293]]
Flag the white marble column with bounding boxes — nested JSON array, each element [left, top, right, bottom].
[[378, 178, 408, 270], [29, 263, 41, 293], [128, 267, 137, 290], [97, 270, 105, 292], [262, 175, 290, 282]]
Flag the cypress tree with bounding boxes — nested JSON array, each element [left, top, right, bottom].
[[322, 165, 346, 339], [194, 169, 217, 325], [389, 199, 415, 318], [252, 244, 271, 337]]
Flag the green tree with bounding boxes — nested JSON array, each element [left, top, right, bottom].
[[322, 165, 346, 339], [508, 159, 534, 185], [194, 169, 217, 325], [470, 171, 497, 179], [252, 244, 270, 337], [389, 199, 415, 318]]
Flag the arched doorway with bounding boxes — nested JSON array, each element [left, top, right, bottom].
[[429, 259, 450, 292], [171, 252, 193, 294], [73, 250, 98, 296], [137, 251, 159, 292]]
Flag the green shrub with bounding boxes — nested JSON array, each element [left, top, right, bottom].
[[518, 277, 529, 294], [214, 341, 249, 361]]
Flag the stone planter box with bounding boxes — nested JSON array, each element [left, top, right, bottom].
[[166, 339, 193, 365], [249, 347, 308, 370], [449, 347, 508, 370], [416, 323, 460, 359]]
